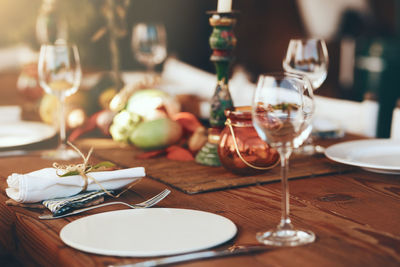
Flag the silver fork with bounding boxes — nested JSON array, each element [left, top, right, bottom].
[[38, 189, 171, 220]]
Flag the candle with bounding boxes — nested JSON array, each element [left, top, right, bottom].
[[217, 0, 232, 12]]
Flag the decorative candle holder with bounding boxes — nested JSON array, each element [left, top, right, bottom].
[[218, 106, 280, 175], [195, 11, 237, 166]]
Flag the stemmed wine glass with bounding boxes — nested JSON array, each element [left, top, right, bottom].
[[131, 23, 167, 72], [252, 72, 315, 246], [283, 39, 328, 89], [283, 39, 328, 154], [38, 41, 82, 160]]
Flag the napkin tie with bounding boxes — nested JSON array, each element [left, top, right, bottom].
[[53, 142, 138, 198], [53, 142, 93, 193]]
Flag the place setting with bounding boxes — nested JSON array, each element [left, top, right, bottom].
[[3, 143, 241, 263], [1, 0, 400, 266]]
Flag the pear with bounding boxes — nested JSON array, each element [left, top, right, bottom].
[[129, 118, 182, 150]]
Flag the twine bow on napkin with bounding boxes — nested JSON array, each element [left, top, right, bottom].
[[5, 143, 146, 203], [53, 143, 139, 198], [53, 142, 115, 196]]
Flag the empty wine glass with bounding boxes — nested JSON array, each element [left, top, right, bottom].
[[131, 23, 167, 72], [283, 38, 328, 154], [38, 41, 82, 160], [283, 39, 328, 89], [252, 72, 315, 246]]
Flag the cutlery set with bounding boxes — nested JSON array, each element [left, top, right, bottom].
[[39, 189, 171, 219]]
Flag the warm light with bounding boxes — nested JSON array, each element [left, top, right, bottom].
[[68, 108, 86, 128], [129, 96, 166, 120]]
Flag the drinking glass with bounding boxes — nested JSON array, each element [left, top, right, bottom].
[[131, 23, 167, 72], [283, 39, 328, 89], [283, 38, 328, 154], [38, 42, 82, 160], [252, 72, 315, 246]]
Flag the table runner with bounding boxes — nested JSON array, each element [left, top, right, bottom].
[[80, 139, 353, 194], [145, 156, 351, 194]]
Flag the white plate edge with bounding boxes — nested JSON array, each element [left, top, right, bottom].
[[0, 121, 56, 148], [59, 208, 238, 257], [325, 139, 400, 171]]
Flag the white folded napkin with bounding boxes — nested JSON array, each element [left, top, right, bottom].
[[314, 96, 379, 137], [161, 57, 216, 99], [391, 107, 400, 140], [6, 167, 145, 203], [161, 57, 256, 118], [0, 106, 21, 123], [0, 44, 37, 71]]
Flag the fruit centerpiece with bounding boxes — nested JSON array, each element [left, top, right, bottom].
[[109, 88, 208, 161], [110, 88, 181, 149]]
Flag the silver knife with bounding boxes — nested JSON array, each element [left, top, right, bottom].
[[108, 245, 270, 267], [0, 150, 29, 157], [0, 149, 46, 158]]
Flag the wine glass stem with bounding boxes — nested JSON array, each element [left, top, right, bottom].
[[146, 63, 155, 73], [278, 147, 293, 230], [58, 96, 67, 149]]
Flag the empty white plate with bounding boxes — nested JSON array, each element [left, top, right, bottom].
[[0, 121, 56, 148], [325, 139, 400, 174], [60, 208, 237, 257]]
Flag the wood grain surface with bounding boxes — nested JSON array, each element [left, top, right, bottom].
[[0, 137, 399, 267]]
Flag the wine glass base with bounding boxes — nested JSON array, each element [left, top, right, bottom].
[[294, 144, 325, 156], [41, 148, 81, 161], [256, 228, 315, 247]]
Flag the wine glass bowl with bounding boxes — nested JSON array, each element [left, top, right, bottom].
[[39, 50, 81, 98], [131, 23, 167, 72], [283, 39, 328, 90], [283, 38, 328, 155], [253, 74, 314, 150], [38, 42, 82, 160], [252, 72, 315, 247]]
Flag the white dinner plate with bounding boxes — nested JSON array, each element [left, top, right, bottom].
[[60, 208, 237, 257], [325, 139, 400, 174], [0, 121, 56, 148]]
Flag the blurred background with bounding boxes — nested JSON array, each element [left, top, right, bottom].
[[0, 0, 399, 137]]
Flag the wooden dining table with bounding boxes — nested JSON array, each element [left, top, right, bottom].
[[0, 72, 400, 267]]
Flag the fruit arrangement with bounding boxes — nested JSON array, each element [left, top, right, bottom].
[[109, 88, 208, 160], [110, 88, 181, 148], [20, 69, 207, 161]]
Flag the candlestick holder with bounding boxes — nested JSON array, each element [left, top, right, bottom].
[[195, 11, 237, 166]]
